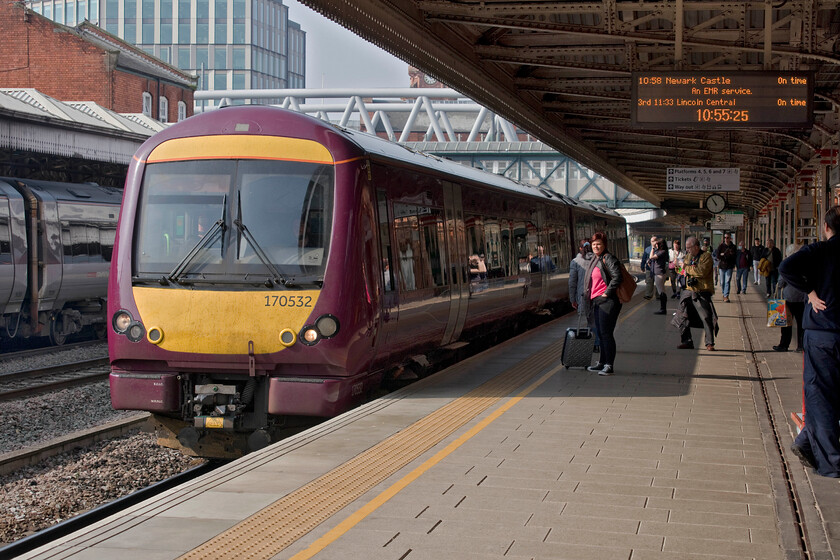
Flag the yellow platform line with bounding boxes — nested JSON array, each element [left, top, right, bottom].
[[290, 367, 559, 560], [179, 343, 563, 560]]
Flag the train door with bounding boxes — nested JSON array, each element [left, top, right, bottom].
[[373, 187, 399, 362], [441, 182, 468, 346]]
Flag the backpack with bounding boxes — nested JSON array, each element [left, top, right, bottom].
[[616, 261, 637, 303], [758, 257, 771, 277]]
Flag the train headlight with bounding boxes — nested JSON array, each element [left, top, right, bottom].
[[315, 315, 340, 339], [300, 326, 320, 346], [147, 327, 164, 344], [279, 328, 296, 347], [112, 310, 132, 334], [127, 322, 146, 343]]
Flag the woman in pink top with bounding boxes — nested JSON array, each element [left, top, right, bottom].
[[583, 231, 623, 375]]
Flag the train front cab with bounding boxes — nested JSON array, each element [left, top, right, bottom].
[[108, 128, 383, 457]]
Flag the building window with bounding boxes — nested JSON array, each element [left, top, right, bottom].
[[196, 46, 209, 70], [214, 46, 227, 69], [159, 97, 169, 122], [177, 46, 191, 69], [142, 92, 153, 117], [232, 46, 246, 69], [214, 72, 227, 91], [178, 101, 187, 121]]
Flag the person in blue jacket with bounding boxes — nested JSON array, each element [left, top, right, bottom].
[[779, 206, 840, 478]]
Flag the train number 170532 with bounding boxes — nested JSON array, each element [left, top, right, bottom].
[[264, 295, 313, 308]]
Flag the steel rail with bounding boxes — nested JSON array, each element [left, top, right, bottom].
[[0, 414, 150, 476], [0, 460, 221, 559]]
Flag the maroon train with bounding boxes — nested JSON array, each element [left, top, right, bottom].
[[108, 106, 627, 457]]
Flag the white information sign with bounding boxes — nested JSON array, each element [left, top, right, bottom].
[[666, 168, 740, 192], [759, 216, 770, 225], [713, 212, 745, 227]]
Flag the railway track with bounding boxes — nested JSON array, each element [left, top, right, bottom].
[[0, 459, 220, 559], [0, 414, 150, 476], [0, 339, 104, 359], [0, 358, 111, 402]]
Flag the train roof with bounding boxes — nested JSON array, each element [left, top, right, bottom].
[[335, 124, 622, 219], [0, 177, 123, 205]]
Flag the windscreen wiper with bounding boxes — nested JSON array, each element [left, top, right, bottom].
[[235, 193, 288, 287], [166, 196, 227, 284]]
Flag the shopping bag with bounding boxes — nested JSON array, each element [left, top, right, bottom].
[[767, 298, 788, 327]]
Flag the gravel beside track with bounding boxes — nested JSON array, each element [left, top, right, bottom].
[[0, 342, 108, 375], [0, 432, 204, 544], [1, 383, 137, 453]]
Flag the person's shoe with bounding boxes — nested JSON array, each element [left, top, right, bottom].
[[677, 342, 694, 349], [598, 364, 613, 376], [592, 345, 600, 353], [671, 293, 678, 299], [723, 296, 730, 303], [736, 290, 741, 294], [772, 345, 788, 352], [795, 347, 803, 352], [643, 296, 652, 300], [791, 443, 817, 470], [586, 363, 604, 372], [654, 309, 667, 315], [766, 293, 771, 298], [706, 344, 715, 351]]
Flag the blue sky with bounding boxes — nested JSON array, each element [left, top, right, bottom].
[[287, 0, 412, 88]]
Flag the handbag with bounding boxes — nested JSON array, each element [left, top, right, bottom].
[[767, 288, 789, 327]]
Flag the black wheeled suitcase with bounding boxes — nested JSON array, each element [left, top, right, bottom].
[[561, 317, 595, 369]]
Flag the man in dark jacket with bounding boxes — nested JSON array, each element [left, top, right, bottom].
[[640, 236, 656, 299], [764, 239, 783, 297], [715, 233, 737, 302], [779, 206, 840, 478], [750, 238, 764, 285]]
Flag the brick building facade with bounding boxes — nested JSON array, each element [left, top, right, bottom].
[[0, 0, 196, 122]]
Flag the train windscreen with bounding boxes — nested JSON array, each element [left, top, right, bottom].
[[134, 159, 333, 286]]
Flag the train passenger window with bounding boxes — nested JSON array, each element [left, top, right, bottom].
[[70, 223, 89, 263], [87, 225, 101, 259], [376, 191, 394, 292], [101, 227, 116, 262], [0, 201, 10, 265], [392, 204, 446, 291], [483, 218, 512, 278]]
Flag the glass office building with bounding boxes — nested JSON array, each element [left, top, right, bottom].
[[29, 0, 306, 107]]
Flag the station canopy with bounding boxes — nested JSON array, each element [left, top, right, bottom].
[[300, 0, 840, 220]]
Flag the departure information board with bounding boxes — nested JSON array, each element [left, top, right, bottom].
[[632, 71, 813, 128]]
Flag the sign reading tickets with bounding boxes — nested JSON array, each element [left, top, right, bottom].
[[666, 167, 740, 192]]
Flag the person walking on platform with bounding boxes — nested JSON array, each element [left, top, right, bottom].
[[673, 236, 718, 351], [764, 239, 783, 297], [651, 239, 669, 315], [583, 231, 622, 376], [668, 239, 685, 299], [735, 242, 751, 295], [773, 246, 805, 352], [569, 239, 600, 353], [751, 238, 765, 286], [779, 206, 840, 478], [715, 233, 737, 302], [641, 236, 656, 300]]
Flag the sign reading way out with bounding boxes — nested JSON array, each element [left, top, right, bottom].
[[666, 167, 740, 192]]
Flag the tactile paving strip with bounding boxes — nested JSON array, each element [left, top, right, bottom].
[[179, 342, 563, 560]]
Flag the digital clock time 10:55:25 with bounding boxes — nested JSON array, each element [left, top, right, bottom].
[[696, 109, 749, 122]]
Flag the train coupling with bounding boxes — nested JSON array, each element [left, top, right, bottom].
[[190, 383, 246, 430]]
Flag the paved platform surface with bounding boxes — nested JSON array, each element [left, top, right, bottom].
[[19, 284, 840, 560]]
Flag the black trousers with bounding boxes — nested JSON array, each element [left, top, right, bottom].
[[794, 330, 840, 477], [679, 291, 716, 346], [778, 301, 805, 349], [593, 295, 622, 366]]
